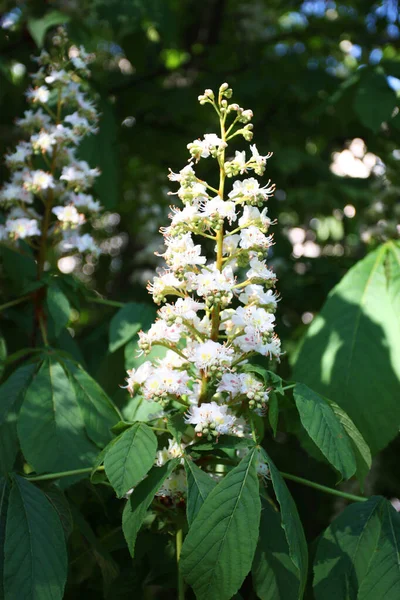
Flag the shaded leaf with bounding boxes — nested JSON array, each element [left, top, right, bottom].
[[47, 283, 71, 338], [109, 302, 154, 353], [18, 359, 97, 475], [104, 423, 157, 497], [180, 449, 261, 600], [314, 496, 400, 600], [184, 458, 217, 526], [293, 383, 356, 480], [27, 11, 70, 47], [62, 359, 120, 447], [293, 243, 400, 454], [252, 498, 301, 599], [261, 449, 308, 598], [4, 476, 67, 600], [122, 460, 178, 556]]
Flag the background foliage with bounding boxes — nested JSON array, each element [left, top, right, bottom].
[[1, 0, 400, 598]]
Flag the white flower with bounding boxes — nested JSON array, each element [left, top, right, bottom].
[[231, 306, 275, 334], [194, 265, 235, 297], [187, 133, 227, 160], [162, 233, 206, 270], [6, 218, 40, 239], [222, 234, 240, 255], [60, 232, 98, 253], [125, 361, 154, 394], [5, 142, 32, 167], [247, 257, 276, 283], [68, 192, 101, 212], [26, 86, 50, 103], [156, 439, 185, 466], [238, 205, 270, 230], [201, 197, 237, 223], [31, 131, 57, 153], [168, 164, 197, 185], [239, 285, 278, 308], [25, 170, 55, 191], [143, 366, 191, 400], [52, 205, 85, 226], [250, 144, 273, 175], [60, 161, 100, 189], [159, 297, 204, 324], [228, 178, 275, 204], [45, 69, 69, 84], [16, 109, 51, 130], [185, 401, 237, 436], [139, 319, 183, 351], [189, 340, 233, 370], [217, 372, 242, 396], [239, 226, 273, 250], [0, 182, 33, 205]]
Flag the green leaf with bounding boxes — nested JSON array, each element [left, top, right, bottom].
[[104, 423, 157, 497], [4, 476, 67, 600], [122, 460, 178, 556], [0, 363, 37, 425], [184, 458, 217, 526], [47, 283, 71, 337], [242, 363, 284, 394], [62, 359, 120, 447], [268, 393, 279, 436], [293, 383, 356, 480], [109, 302, 154, 353], [43, 485, 73, 540], [0, 421, 18, 474], [111, 420, 135, 435], [27, 11, 70, 47], [180, 449, 261, 600], [167, 412, 187, 443], [314, 496, 400, 600], [18, 359, 97, 474], [252, 498, 301, 600], [353, 71, 397, 132], [0, 476, 10, 599], [325, 397, 372, 486], [261, 449, 308, 598], [293, 243, 400, 454]]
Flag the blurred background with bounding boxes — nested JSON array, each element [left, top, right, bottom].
[[1, 1, 400, 594]]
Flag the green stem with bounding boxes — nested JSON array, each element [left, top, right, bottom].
[[280, 472, 367, 503], [176, 528, 185, 600], [0, 295, 31, 312], [26, 465, 105, 482], [282, 384, 295, 391], [90, 296, 126, 308]]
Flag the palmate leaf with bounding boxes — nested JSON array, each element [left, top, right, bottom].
[[293, 383, 357, 480], [0, 362, 38, 425], [122, 460, 178, 557], [109, 302, 155, 353], [4, 476, 67, 600], [293, 242, 400, 454], [184, 458, 217, 526], [104, 422, 157, 498], [17, 358, 97, 475], [180, 449, 261, 600], [325, 397, 372, 486], [261, 449, 308, 598], [46, 283, 71, 338], [314, 496, 400, 600], [62, 358, 120, 447], [252, 498, 301, 600]]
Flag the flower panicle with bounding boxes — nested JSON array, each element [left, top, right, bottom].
[[125, 83, 280, 482], [0, 29, 102, 257]]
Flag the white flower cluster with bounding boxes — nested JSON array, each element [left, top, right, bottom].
[[0, 33, 101, 256], [125, 83, 280, 442]]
